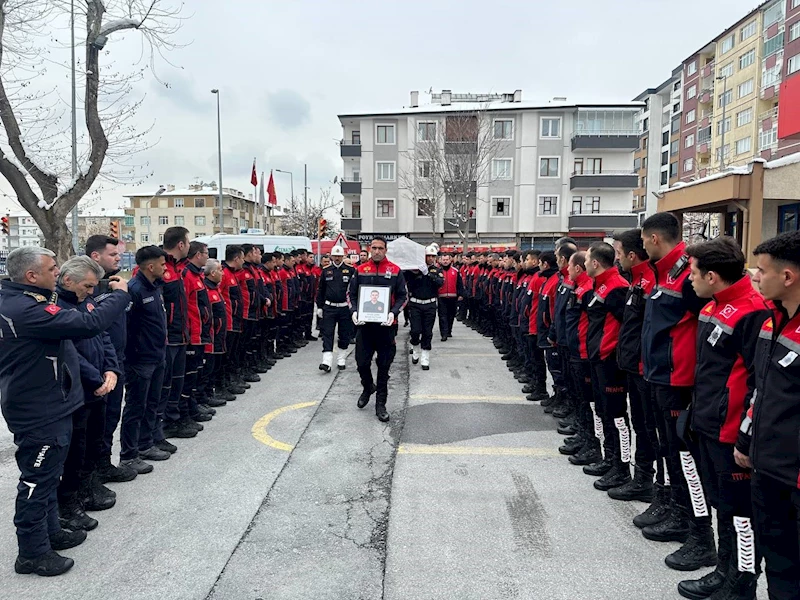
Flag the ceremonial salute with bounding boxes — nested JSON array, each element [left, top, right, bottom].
[[316, 245, 354, 373], [348, 237, 408, 422], [0, 247, 129, 577], [406, 245, 444, 370]]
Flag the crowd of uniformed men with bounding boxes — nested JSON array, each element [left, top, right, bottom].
[[2, 216, 800, 600]]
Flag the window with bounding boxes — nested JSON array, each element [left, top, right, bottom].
[[685, 134, 695, 148], [717, 117, 732, 135], [735, 137, 752, 155], [671, 117, 681, 134], [643, 157, 648, 169], [351, 201, 361, 219], [416, 198, 433, 217], [352, 170, 360, 182], [716, 145, 731, 162], [574, 158, 584, 174], [194, 216, 206, 226], [174, 198, 184, 208], [586, 196, 601, 214], [194, 198, 205, 208], [140, 216, 150, 226], [764, 33, 784, 58], [763, 64, 782, 87], [685, 109, 696, 124], [738, 79, 754, 98], [195, 233, 206, 238], [740, 21, 757, 41], [158, 233, 165, 243], [737, 108, 753, 127], [633, 157, 642, 170], [492, 158, 512, 179], [670, 140, 679, 155], [417, 122, 436, 141], [376, 124, 395, 144], [660, 171, 668, 185], [719, 63, 734, 78], [687, 60, 697, 76], [124, 215, 134, 227], [174, 215, 184, 226], [538, 195, 558, 216], [764, 1, 785, 28], [376, 161, 396, 181], [418, 161, 432, 178], [141, 234, 150, 243], [687, 85, 697, 99], [661, 150, 669, 166], [376, 198, 395, 218], [674, 80, 682, 91], [540, 117, 561, 138], [642, 136, 648, 150], [721, 34, 735, 54], [662, 131, 670, 146], [571, 196, 582, 214], [718, 90, 732, 108], [642, 175, 648, 189], [539, 157, 560, 178], [789, 54, 800, 76], [587, 158, 602, 174], [739, 49, 756, 69], [493, 119, 513, 140], [158, 216, 169, 225], [791, 22, 800, 43], [683, 157, 694, 172], [491, 197, 511, 217], [642, 117, 649, 132], [760, 127, 778, 150], [794, 0, 800, 9], [669, 163, 678, 178]]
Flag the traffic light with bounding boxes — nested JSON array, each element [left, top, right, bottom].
[[109, 220, 119, 238], [318, 218, 327, 239], [1, 214, 8, 235]]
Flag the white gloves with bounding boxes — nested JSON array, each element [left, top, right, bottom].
[[419, 264, 429, 275], [317, 308, 323, 319], [352, 312, 365, 326], [382, 312, 395, 327]]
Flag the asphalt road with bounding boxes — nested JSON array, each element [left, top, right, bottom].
[[0, 320, 768, 599]]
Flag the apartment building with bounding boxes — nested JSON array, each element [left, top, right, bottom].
[[124, 183, 260, 251], [778, 0, 800, 157], [337, 90, 641, 248]]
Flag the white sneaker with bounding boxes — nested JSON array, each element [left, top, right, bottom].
[[421, 350, 430, 370], [336, 352, 346, 370], [319, 351, 333, 373], [411, 347, 420, 365]]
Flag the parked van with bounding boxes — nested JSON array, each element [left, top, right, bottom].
[[193, 233, 312, 260]]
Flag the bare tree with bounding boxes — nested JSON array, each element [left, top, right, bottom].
[[399, 109, 510, 248], [281, 187, 342, 237], [0, 0, 184, 261]]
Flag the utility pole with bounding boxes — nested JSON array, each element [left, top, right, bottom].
[[70, 0, 79, 253], [303, 163, 308, 238], [211, 89, 224, 234]]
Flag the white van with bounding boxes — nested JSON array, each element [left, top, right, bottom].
[[193, 233, 312, 260]]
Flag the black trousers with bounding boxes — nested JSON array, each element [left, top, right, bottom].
[[651, 383, 710, 523], [547, 345, 566, 397], [570, 358, 598, 446], [409, 302, 437, 350], [101, 371, 124, 461], [58, 401, 106, 501], [321, 305, 353, 352], [438, 297, 458, 337], [162, 344, 187, 425], [182, 345, 205, 418], [13, 416, 71, 559], [627, 373, 659, 477], [752, 470, 800, 600], [355, 323, 398, 405], [528, 337, 547, 392], [225, 331, 240, 378], [592, 357, 630, 464], [121, 361, 166, 460]]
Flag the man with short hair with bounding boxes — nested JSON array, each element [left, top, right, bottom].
[[437, 252, 463, 341], [181, 241, 213, 425], [316, 245, 355, 372], [220, 245, 246, 394], [548, 244, 578, 424], [532, 251, 559, 403], [406, 245, 444, 370], [200, 259, 230, 406]]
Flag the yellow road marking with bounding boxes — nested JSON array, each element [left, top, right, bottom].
[[410, 394, 527, 403], [397, 444, 559, 457], [251, 402, 318, 451]]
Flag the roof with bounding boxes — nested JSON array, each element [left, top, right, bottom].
[[680, 0, 768, 65], [664, 151, 800, 192], [338, 99, 644, 121], [124, 187, 251, 201]]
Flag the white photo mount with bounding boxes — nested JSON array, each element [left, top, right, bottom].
[[357, 285, 391, 323]]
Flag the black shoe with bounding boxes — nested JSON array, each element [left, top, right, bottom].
[[227, 384, 246, 395], [633, 483, 672, 529], [206, 395, 227, 407], [139, 446, 171, 461], [594, 462, 631, 491], [253, 364, 269, 374], [539, 394, 557, 407], [49, 528, 87, 551], [552, 406, 572, 419], [665, 524, 716, 571], [242, 372, 260, 382], [608, 468, 654, 502], [120, 457, 154, 475], [583, 459, 613, 477], [710, 571, 758, 600], [568, 446, 602, 466], [155, 439, 178, 454], [15, 551, 74, 576], [559, 436, 585, 455], [96, 458, 137, 483], [191, 412, 213, 423], [187, 418, 204, 432], [501, 353, 514, 361], [557, 423, 577, 436], [376, 405, 390, 422], [197, 404, 216, 416], [80, 475, 116, 511], [530, 390, 550, 402], [441, 336, 447, 342], [642, 508, 690, 543], [58, 498, 98, 531], [162, 420, 198, 439], [516, 374, 531, 384], [522, 384, 534, 394], [319, 362, 331, 373], [357, 384, 377, 409], [678, 567, 726, 600]]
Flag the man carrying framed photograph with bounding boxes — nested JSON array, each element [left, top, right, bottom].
[[348, 237, 408, 422]]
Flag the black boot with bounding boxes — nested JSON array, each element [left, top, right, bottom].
[[594, 461, 631, 491], [557, 423, 577, 436], [642, 504, 690, 543], [528, 389, 551, 402], [14, 551, 74, 576], [49, 528, 87, 551], [357, 384, 377, 409], [79, 474, 116, 511], [376, 402, 390, 422], [95, 456, 137, 483], [665, 520, 717, 571], [58, 497, 98, 531], [583, 458, 613, 477], [709, 571, 758, 600], [552, 405, 572, 419], [633, 483, 672, 529], [559, 436, 585, 455], [568, 443, 602, 466], [608, 466, 654, 502], [678, 564, 727, 600]]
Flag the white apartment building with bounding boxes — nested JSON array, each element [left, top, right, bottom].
[[338, 90, 642, 248]]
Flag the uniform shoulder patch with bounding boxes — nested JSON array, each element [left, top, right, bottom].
[[44, 304, 61, 315], [23, 291, 47, 303]]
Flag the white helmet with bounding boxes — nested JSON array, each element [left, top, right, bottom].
[[425, 244, 438, 256], [330, 245, 345, 257]]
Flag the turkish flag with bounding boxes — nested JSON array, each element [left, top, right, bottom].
[[251, 160, 258, 187], [267, 171, 277, 206]]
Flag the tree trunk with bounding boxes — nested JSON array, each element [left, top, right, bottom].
[[40, 213, 75, 264]]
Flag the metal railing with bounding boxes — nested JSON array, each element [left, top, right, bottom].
[[569, 210, 634, 216], [340, 176, 361, 182], [572, 130, 640, 138], [759, 107, 779, 122], [340, 139, 361, 146], [571, 170, 636, 176]]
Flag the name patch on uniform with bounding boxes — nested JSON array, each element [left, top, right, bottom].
[[384, 270, 392, 279], [779, 351, 798, 368], [707, 325, 723, 347], [342, 276, 349, 282], [143, 296, 155, 304]]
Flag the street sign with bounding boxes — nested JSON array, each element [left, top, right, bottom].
[[356, 233, 407, 243]]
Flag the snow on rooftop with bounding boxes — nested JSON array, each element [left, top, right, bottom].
[[765, 151, 800, 170], [124, 186, 251, 200], [664, 151, 800, 192]]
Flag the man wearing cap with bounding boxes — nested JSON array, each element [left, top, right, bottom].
[[316, 245, 355, 372], [406, 245, 445, 370]]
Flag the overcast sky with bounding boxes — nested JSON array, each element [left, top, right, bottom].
[[0, 0, 761, 217]]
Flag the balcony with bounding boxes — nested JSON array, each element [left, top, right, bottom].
[[445, 140, 479, 154], [444, 218, 476, 233], [698, 91, 712, 104], [571, 131, 640, 151], [341, 217, 362, 232], [340, 142, 361, 158], [701, 61, 715, 79], [570, 170, 638, 190], [340, 178, 361, 195], [568, 211, 639, 232]]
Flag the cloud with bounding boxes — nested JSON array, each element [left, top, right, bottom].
[[150, 71, 214, 114], [266, 89, 311, 131]]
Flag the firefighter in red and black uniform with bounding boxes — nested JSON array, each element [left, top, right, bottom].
[[640, 212, 714, 572], [437, 252, 463, 341], [181, 241, 212, 424], [219, 246, 246, 395], [200, 259, 232, 406], [347, 236, 408, 422], [516, 251, 542, 391], [236, 244, 262, 381], [273, 251, 295, 355], [584, 242, 632, 493], [258, 252, 278, 367], [609, 229, 661, 509], [736, 231, 800, 599], [532, 251, 558, 402], [670, 237, 769, 600]]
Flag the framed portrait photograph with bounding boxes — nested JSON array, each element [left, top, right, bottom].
[[357, 285, 390, 323]]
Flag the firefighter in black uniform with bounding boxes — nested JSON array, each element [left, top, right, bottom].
[[316, 245, 355, 372], [407, 245, 444, 371], [0, 247, 129, 576]]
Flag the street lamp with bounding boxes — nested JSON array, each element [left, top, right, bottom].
[[211, 89, 224, 234], [716, 75, 729, 170], [275, 169, 295, 234], [143, 186, 166, 243]]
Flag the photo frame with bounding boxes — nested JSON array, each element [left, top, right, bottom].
[[357, 285, 390, 323]]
